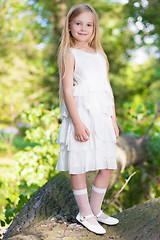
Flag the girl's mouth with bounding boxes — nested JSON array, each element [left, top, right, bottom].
[[78, 33, 87, 36]]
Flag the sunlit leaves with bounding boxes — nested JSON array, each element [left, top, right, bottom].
[[14, 105, 60, 185]]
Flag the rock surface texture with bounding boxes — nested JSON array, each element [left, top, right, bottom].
[[3, 172, 160, 240]]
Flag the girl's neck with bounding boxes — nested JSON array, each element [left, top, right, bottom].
[[74, 44, 93, 52], [74, 42, 90, 50]]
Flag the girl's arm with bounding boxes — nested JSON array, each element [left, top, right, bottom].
[[106, 71, 116, 120], [61, 51, 90, 142], [106, 71, 119, 138]]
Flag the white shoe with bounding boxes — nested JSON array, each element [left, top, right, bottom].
[[95, 210, 119, 225], [76, 212, 106, 234]]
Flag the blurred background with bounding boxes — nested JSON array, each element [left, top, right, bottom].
[[0, 0, 160, 237]]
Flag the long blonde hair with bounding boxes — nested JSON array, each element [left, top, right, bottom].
[[57, 4, 110, 108]]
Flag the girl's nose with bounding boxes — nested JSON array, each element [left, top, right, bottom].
[[81, 24, 86, 31]]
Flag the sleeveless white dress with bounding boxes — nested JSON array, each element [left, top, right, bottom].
[[56, 48, 117, 174]]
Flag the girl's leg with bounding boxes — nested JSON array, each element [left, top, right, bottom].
[[93, 169, 113, 189], [70, 173, 86, 190], [71, 173, 99, 225], [90, 169, 113, 219]]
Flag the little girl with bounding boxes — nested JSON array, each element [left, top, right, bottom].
[[56, 4, 119, 234]]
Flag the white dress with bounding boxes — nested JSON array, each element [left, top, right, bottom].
[[56, 47, 117, 174]]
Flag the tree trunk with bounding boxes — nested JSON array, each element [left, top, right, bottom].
[[3, 171, 160, 240], [108, 135, 148, 187]]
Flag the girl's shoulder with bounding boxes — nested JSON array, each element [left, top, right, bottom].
[[69, 47, 76, 53], [62, 48, 74, 58], [69, 47, 79, 54]]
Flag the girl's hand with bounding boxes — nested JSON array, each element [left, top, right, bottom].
[[75, 121, 90, 142], [111, 117, 119, 139]]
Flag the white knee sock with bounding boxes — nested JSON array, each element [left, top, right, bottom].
[[72, 188, 99, 225], [90, 185, 109, 219]]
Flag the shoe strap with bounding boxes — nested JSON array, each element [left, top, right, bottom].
[[96, 210, 103, 218], [79, 213, 95, 221]]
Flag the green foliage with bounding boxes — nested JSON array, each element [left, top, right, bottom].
[[120, 101, 159, 137], [146, 134, 160, 166], [0, 105, 60, 236], [125, 0, 160, 51], [0, 191, 35, 229], [123, 101, 160, 202], [0, 0, 59, 125], [14, 105, 60, 186], [0, 132, 37, 156]]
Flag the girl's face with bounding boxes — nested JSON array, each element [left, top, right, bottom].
[[69, 11, 94, 44]]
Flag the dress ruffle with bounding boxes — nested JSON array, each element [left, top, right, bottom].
[[57, 109, 116, 150], [56, 102, 117, 174], [56, 144, 117, 174], [60, 82, 114, 119]]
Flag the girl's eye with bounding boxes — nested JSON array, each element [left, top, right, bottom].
[[75, 22, 92, 27]]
